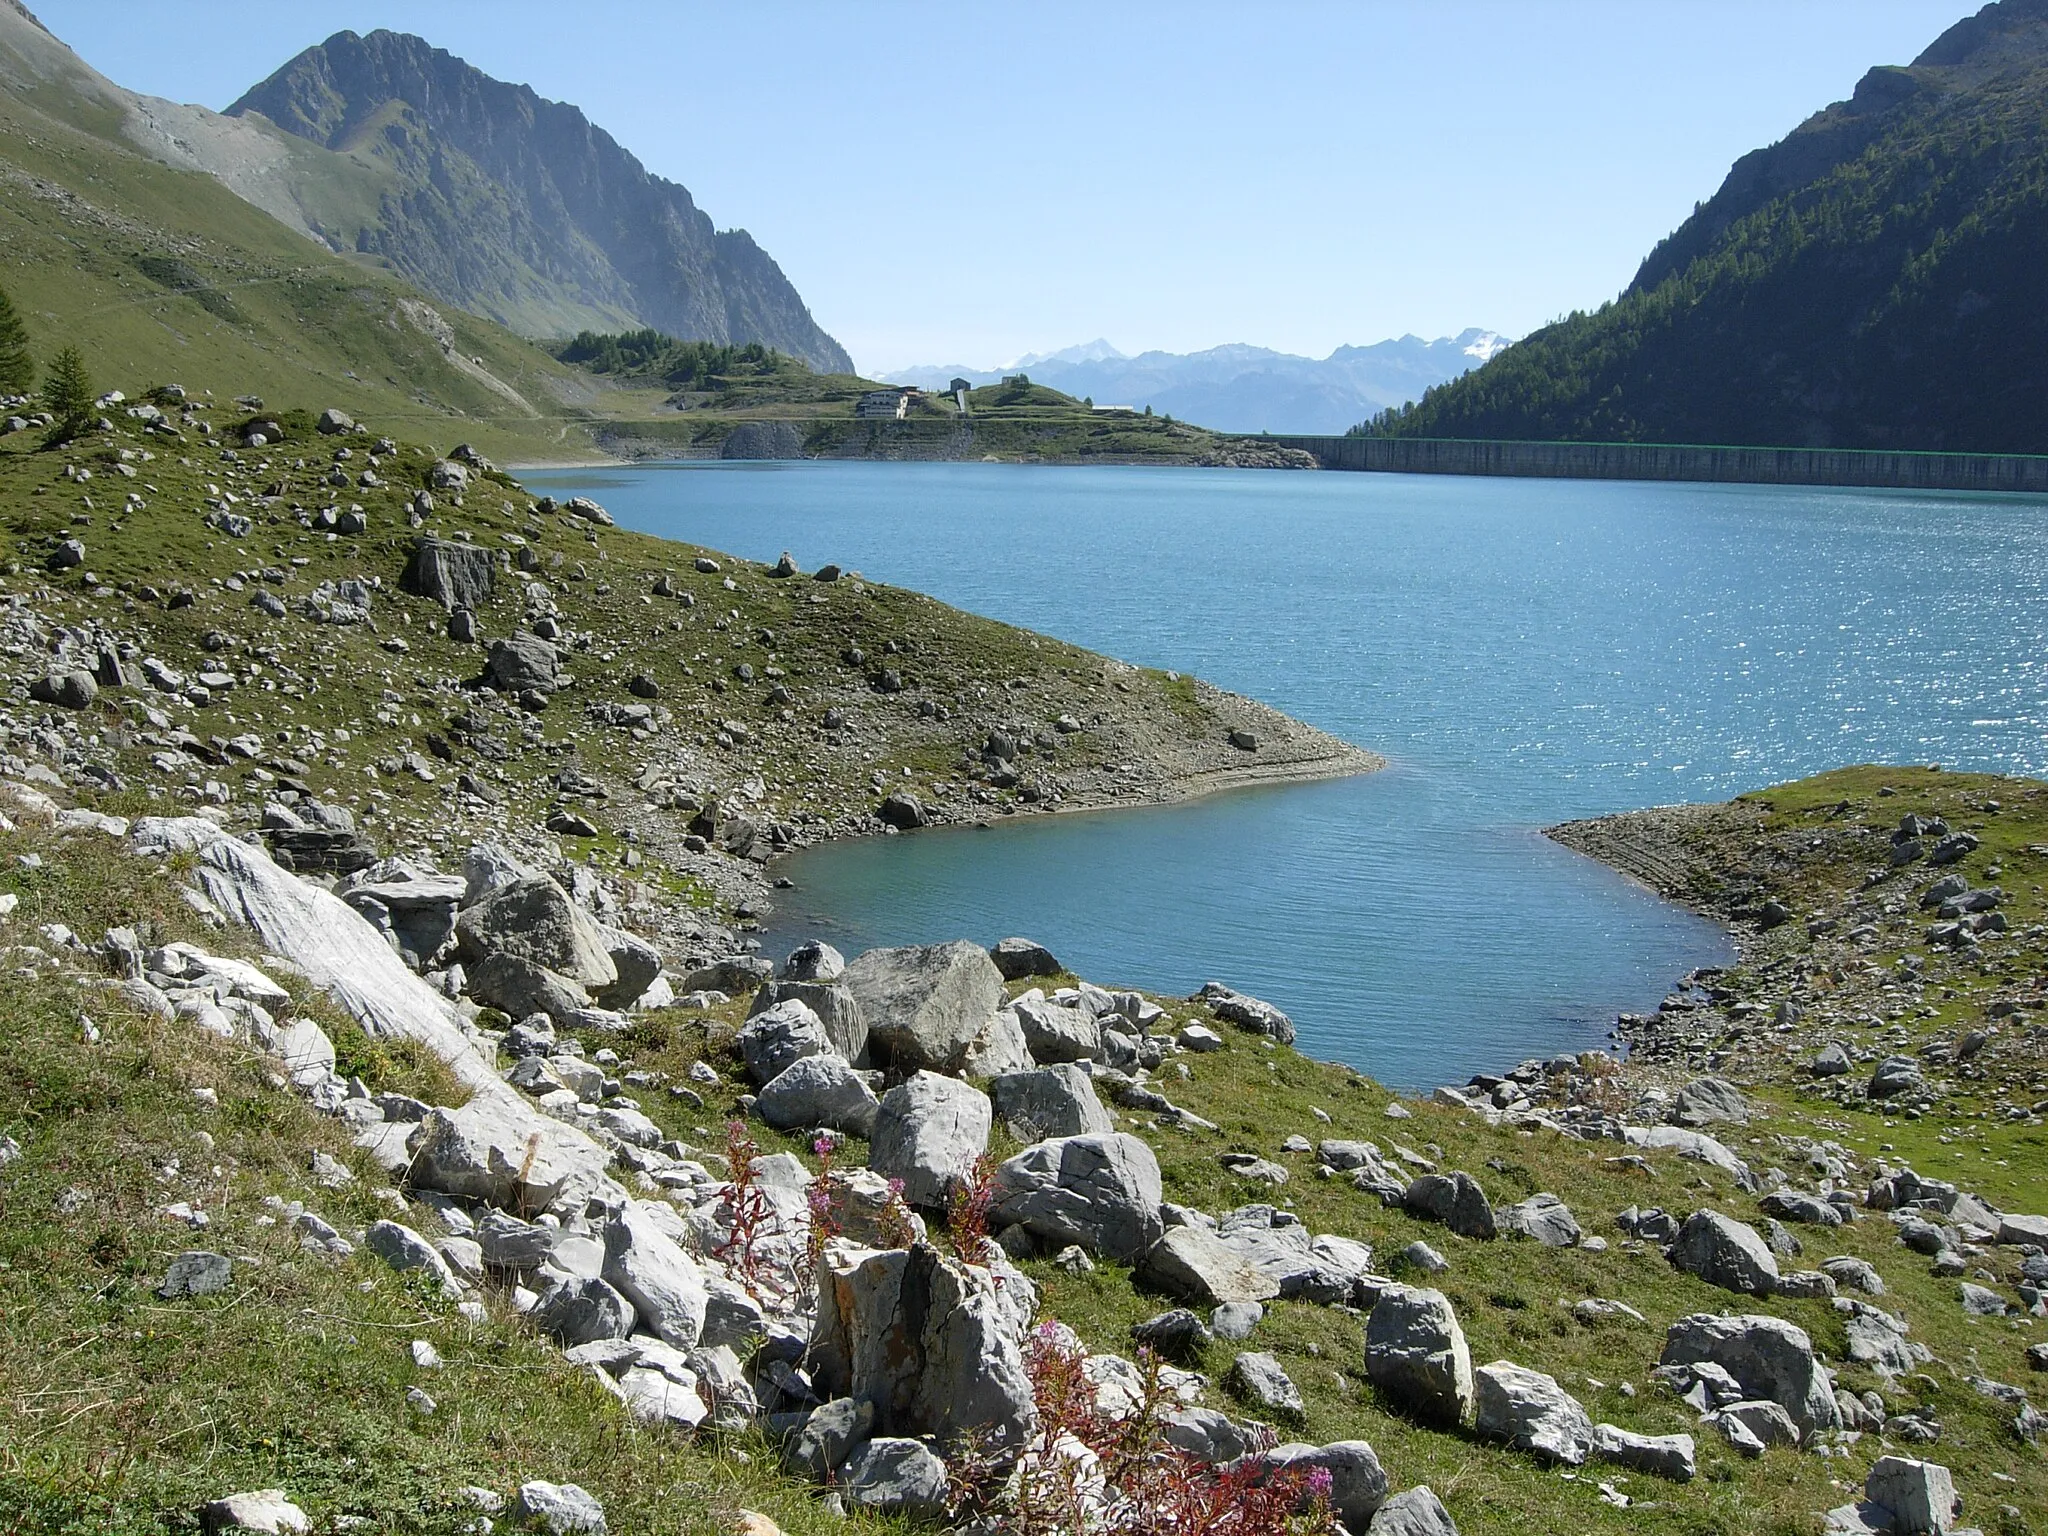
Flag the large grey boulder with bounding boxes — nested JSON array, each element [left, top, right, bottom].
[[1365, 1285, 1473, 1429], [990, 937, 1062, 980], [788, 1396, 874, 1481], [1403, 1171, 1496, 1239], [454, 876, 617, 991], [366, 1220, 463, 1295], [842, 1437, 948, 1516], [1198, 981, 1297, 1044], [843, 941, 1005, 1073], [750, 978, 868, 1063], [868, 1071, 991, 1208], [1260, 1442, 1387, 1529], [1137, 1224, 1283, 1306], [1591, 1423, 1696, 1481], [958, 1005, 1033, 1077], [1868, 1056, 1924, 1100], [1622, 1124, 1758, 1190], [401, 535, 497, 612], [811, 1240, 1037, 1448], [594, 924, 662, 1009], [738, 998, 830, 1085], [1660, 1313, 1841, 1437], [198, 1490, 311, 1534], [1228, 1352, 1305, 1421], [486, 632, 558, 693], [600, 1201, 707, 1349], [1473, 1361, 1593, 1464], [1670, 1209, 1779, 1295], [1864, 1455, 1959, 1535], [1012, 991, 1101, 1064], [757, 1053, 881, 1137], [781, 941, 846, 983], [989, 1064, 1114, 1140], [514, 1480, 607, 1535], [465, 953, 591, 1023], [1367, 1487, 1459, 1535], [1497, 1192, 1580, 1247], [989, 1132, 1163, 1262], [407, 1094, 615, 1214], [1674, 1075, 1752, 1126], [535, 1276, 635, 1346]]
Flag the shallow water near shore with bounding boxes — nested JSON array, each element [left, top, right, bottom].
[[525, 460, 2048, 1088]]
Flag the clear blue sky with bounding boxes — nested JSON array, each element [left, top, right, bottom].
[[37, 1, 1965, 373]]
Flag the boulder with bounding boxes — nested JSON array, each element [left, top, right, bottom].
[[1864, 1455, 1959, 1535], [958, 1005, 1033, 1077], [535, 1276, 635, 1346], [1705, 1399, 1801, 1452], [514, 1481, 607, 1535], [316, 407, 355, 435], [1997, 1212, 2048, 1247], [454, 876, 617, 990], [1403, 1172, 1496, 1239], [1198, 981, 1296, 1044], [365, 1220, 462, 1295], [1659, 1313, 1840, 1437], [990, 936, 1062, 980], [1474, 1361, 1593, 1464], [1131, 1308, 1212, 1362], [485, 632, 558, 694], [750, 979, 868, 1063], [29, 670, 97, 709], [1227, 1351, 1305, 1420], [757, 1054, 881, 1137], [1669, 1210, 1779, 1295], [401, 535, 497, 612], [843, 941, 1005, 1073], [989, 1132, 1163, 1262], [1367, 1487, 1459, 1536], [1674, 1075, 1752, 1126], [406, 1095, 615, 1214], [1760, 1189, 1845, 1227], [1136, 1225, 1283, 1306], [989, 1064, 1114, 1140], [868, 1071, 991, 1208], [1497, 1192, 1579, 1247], [781, 941, 846, 983], [198, 1491, 311, 1534], [1258, 1442, 1388, 1530], [1811, 1042, 1853, 1077], [601, 1201, 707, 1349], [594, 925, 662, 1010], [788, 1396, 874, 1481], [1622, 1124, 1758, 1190], [810, 1240, 1037, 1449], [465, 953, 591, 1022], [1012, 991, 1102, 1064], [1365, 1285, 1472, 1429], [842, 1437, 948, 1516], [738, 999, 830, 1085], [1869, 1056, 1924, 1100], [1590, 1423, 1696, 1482]]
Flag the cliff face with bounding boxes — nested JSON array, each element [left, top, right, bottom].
[[1379, 0, 2048, 453], [229, 29, 852, 371]]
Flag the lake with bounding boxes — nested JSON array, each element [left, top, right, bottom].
[[523, 460, 2048, 1089]]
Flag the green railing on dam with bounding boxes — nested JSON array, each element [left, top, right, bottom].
[[1275, 434, 2048, 493]]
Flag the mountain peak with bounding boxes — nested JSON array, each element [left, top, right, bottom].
[[227, 29, 851, 370]]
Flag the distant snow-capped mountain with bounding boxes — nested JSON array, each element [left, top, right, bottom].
[[883, 330, 1508, 435]]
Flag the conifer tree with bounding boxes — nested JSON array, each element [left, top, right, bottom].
[[40, 345, 94, 444], [0, 283, 31, 398]]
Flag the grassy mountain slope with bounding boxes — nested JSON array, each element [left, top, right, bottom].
[[226, 29, 853, 373], [1375, 0, 2048, 453], [0, 14, 632, 464]]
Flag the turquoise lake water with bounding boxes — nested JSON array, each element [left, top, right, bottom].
[[524, 461, 2048, 1088]]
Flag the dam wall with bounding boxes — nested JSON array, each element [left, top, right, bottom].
[[1279, 435, 2048, 493]]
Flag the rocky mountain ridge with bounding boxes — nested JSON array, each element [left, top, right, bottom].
[[226, 29, 852, 371]]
